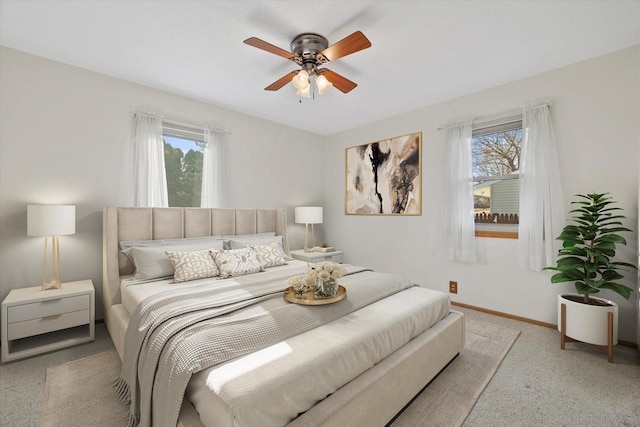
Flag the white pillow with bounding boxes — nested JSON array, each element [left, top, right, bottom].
[[127, 240, 225, 281], [210, 247, 264, 278], [120, 236, 226, 263], [249, 243, 287, 268], [120, 235, 225, 250], [220, 232, 276, 250], [166, 249, 220, 283]]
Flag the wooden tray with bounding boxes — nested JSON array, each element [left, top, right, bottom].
[[284, 285, 346, 305]]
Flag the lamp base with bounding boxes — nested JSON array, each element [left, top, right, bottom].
[[303, 223, 319, 253], [41, 236, 63, 291], [42, 280, 62, 291]]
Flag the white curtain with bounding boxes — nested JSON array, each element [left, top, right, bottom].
[[435, 118, 477, 262], [201, 127, 229, 208], [133, 113, 168, 207], [517, 104, 565, 270]]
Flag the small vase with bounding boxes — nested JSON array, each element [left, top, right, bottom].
[[293, 283, 306, 299], [314, 278, 338, 299]]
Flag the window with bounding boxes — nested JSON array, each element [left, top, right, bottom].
[[162, 122, 205, 207], [471, 115, 522, 238]]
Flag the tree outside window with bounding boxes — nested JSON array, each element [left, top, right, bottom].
[[163, 135, 204, 207]]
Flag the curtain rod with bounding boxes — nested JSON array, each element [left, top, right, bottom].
[[162, 118, 231, 135], [134, 112, 231, 135], [437, 101, 551, 131]]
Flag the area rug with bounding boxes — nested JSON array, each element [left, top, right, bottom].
[[39, 318, 519, 427], [390, 318, 520, 426]]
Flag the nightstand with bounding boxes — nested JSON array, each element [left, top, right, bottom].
[[1, 280, 95, 363], [290, 249, 344, 264]]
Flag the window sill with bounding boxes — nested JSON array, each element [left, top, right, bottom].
[[475, 230, 518, 239], [474, 222, 518, 239]]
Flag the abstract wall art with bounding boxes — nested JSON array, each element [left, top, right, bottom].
[[345, 131, 422, 215]]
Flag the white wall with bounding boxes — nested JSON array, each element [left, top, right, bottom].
[[325, 46, 640, 343], [0, 47, 325, 320], [1, 45, 638, 344]]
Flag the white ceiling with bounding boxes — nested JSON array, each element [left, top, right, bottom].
[[1, 1, 639, 136]]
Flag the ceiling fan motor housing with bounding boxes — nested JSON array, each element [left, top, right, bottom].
[[291, 33, 329, 64]]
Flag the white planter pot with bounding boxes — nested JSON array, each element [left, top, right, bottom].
[[557, 294, 618, 346]]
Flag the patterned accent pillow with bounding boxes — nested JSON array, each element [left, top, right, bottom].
[[228, 236, 291, 260], [210, 247, 264, 278], [165, 249, 220, 283], [250, 243, 287, 268]]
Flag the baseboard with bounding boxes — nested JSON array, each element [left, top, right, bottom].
[[619, 339, 638, 349], [450, 301, 638, 350]]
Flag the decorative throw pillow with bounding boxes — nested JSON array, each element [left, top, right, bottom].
[[123, 239, 225, 282], [210, 247, 264, 278], [249, 243, 287, 268], [228, 236, 291, 260], [165, 249, 220, 283]]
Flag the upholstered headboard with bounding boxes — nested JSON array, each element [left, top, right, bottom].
[[102, 207, 288, 321]]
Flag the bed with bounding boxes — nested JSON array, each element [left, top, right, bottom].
[[102, 207, 465, 427]]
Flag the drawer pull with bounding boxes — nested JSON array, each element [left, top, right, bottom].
[[41, 299, 63, 303], [41, 314, 62, 320]]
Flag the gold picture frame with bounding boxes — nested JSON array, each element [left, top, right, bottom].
[[345, 131, 422, 215]]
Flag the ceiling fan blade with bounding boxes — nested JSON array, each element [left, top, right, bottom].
[[322, 69, 358, 93], [319, 31, 371, 62], [265, 71, 298, 91], [244, 37, 297, 60]]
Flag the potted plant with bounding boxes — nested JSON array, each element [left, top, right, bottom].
[[545, 193, 636, 361]]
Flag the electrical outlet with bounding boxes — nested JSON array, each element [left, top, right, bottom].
[[449, 280, 458, 294]]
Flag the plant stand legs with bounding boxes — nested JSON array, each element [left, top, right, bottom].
[[560, 303, 614, 363]]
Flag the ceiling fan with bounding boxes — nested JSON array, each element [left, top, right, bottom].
[[243, 31, 371, 97]]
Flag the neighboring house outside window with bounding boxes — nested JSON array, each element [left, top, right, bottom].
[[471, 115, 522, 238]]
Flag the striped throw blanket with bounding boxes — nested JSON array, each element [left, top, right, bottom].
[[115, 265, 415, 427]]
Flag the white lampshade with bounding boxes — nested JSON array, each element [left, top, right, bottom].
[[292, 69, 310, 90], [316, 74, 333, 94], [296, 85, 311, 98], [28, 205, 76, 236], [295, 206, 323, 224]]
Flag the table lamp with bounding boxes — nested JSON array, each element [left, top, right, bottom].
[[295, 206, 323, 252], [27, 205, 76, 290]]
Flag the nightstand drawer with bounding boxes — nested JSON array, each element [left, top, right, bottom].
[[7, 294, 89, 323], [7, 309, 90, 340]]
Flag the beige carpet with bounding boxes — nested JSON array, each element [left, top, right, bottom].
[[39, 318, 519, 427], [390, 318, 520, 426], [39, 349, 125, 427]]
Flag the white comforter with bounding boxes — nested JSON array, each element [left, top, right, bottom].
[[187, 287, 449, 427], [120, 261, 450, 427]]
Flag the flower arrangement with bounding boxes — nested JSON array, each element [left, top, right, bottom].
[[307, 262, 347, 298], [287, 275, 315, 298]]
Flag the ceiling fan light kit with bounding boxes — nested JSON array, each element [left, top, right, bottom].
[[315, 74, 332, 94], [243, 31, 371, 99], [292, 69, 309, 90], [296, 85, 311, 98]]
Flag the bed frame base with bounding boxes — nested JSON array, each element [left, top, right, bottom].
[[177, 311, 464, 427]]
